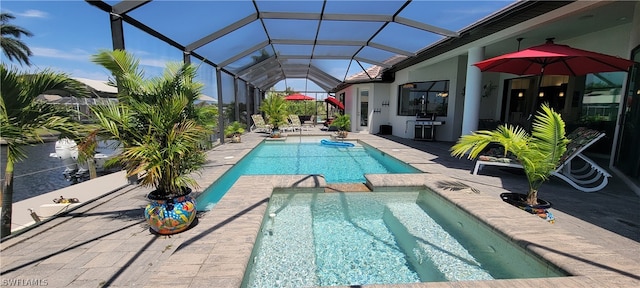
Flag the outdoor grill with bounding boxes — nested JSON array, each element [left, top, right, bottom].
[[414, 113, 444, 141]]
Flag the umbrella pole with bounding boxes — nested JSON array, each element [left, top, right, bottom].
[[527, 66, 546, 127]]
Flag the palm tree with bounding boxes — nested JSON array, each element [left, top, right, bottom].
[[0, 64, 87, 237], [1, 13, 33, 66], [90, 49, 209, 198], [90, 49, 211, 234], [450, 103, 569, 206], [259, 93, 289, 130]]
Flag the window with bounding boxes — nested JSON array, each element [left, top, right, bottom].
[[581, 72, 625, 122], [360, 90, 368, 126], [397, 80, 449, 116]]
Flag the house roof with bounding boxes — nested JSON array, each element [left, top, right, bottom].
[[73, 77, 118, 94]]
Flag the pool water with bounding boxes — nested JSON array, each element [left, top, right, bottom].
[[242, 190, 566, 287], [195, 139, 419, 211]]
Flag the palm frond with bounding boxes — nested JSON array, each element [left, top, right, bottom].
[[531, 103, 568, 166], [450, 103, 568, 202], [91, 50, 208, 196], [450, 125, 530, 160]]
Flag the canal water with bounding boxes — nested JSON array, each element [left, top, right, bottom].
[[0, 142, 72, 202]]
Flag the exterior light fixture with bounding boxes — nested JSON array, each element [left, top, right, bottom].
[[539, 92, 544, 97], [559, 92, 565, 97], [402, 83, 416, 89], [518, 92, 524, 97]]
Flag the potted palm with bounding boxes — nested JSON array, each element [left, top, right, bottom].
[[332, 113, 351, 138], [90, 50, 210, 235], [450, 103, 568, 218], [224, 121, 245, 143], [259, 94, 289, 138], [0, 64, 88, 237]]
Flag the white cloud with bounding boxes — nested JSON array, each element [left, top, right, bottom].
[[139, 58, 169, 68], [31, 47, 90, 61], [19, 9, 48, 18], [120, 49, 175, 69]]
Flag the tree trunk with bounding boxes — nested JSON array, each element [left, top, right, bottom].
[[1, 161, 15, 238], [88, 159, 97, 179], [526, 188, 538, 206]]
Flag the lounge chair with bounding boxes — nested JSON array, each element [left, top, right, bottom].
[[288, 115, 309, 131], [472, 127, 611, 192], [250, 114, 272, 133], [304, 115, 317, 127]]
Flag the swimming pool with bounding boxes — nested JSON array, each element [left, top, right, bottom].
[[195, 138, 419, 211], [242, 189, 566, 287]]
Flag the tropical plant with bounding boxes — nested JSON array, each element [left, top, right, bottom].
[[224, 121, 245, 138], [450, 103, 569, 206], [193, 102, 218, 148], [194, 102, 219, 131], [259, 94, 289, 130], [0, 64, 87, 237], [75, 127, 109, 180], [0, 13, 33, 66], [90, 49, 210, 199], [288, 101, 316, 116], [332, 113, 351, 131]]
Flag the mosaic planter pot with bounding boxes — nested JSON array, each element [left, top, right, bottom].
[[500, 193, 555, 223], [144, 188, 197, 235], [270, 129, 282, 138]]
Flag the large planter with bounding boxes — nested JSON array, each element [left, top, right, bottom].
[[500, 192, 555, 223], [270, 129, 282, 138], [144, 188, 197, 235]]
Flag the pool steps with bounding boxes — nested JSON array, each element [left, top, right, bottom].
[[384, 202, 494, 281], [244, 195, 317, 288], [245, 191, 564, 287], [311, 193, 421, 285]]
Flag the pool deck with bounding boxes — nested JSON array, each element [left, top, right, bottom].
[[1, 129, 639, 287]]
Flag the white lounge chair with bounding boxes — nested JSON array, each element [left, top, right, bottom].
[[473, 127, 611, 193], [289, 115, 310, 131], [250, 114, 272, 133]]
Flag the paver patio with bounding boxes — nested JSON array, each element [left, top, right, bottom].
[[1, 129, 639, 287]]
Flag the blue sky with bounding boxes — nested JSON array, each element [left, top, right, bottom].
[[2, 0, 513, 95]]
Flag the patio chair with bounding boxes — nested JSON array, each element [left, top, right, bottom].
[[250, 114, 272, 133], [288, 115, 309, 131], [304, 115, 317, 127], [472, 127, 611, 193]]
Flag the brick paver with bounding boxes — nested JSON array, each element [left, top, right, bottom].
[[1, 129, 638, 287]]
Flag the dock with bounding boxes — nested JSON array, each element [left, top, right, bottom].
[[4, 170, 130, 233]]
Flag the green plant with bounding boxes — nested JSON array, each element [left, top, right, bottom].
[[224, 121, 245, 138], [0, 64, 88, 237], [259, 94, 289, 130], [332, 113, 351, 131], [90, 49, 210, 199], [1, 12, 33, 66], [450, 103, 569, 206]]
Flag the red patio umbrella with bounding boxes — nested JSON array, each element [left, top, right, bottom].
[[284, 93, 315, 101], [474, 39, 635, 76], [324, 96, 344, 110], [284, 93, 315, 117], [474, 39, 636, 122]]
